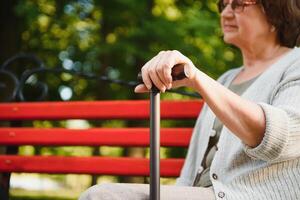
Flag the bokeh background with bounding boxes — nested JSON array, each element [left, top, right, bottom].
[[0, 0, 242, 199]]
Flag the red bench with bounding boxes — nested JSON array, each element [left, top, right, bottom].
[[0, 100, 203, 177]]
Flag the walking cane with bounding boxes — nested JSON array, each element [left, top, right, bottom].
[[150, 85, 160, 200], [139, 64, 186, 200]]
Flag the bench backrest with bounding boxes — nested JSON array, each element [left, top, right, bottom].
[[0, 100, 203, 177]]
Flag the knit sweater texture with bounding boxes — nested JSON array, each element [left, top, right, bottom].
[[176, 47, 300, 200]]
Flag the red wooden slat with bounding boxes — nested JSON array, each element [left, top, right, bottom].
[[0, 128, 192, 147], [0, 155, 184, 177], [0, 100, 203, 120]]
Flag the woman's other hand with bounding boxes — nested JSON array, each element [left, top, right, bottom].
[[134, 50, 198, 93]]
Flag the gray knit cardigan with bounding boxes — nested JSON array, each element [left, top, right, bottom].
[[176, 47, 300, 200]]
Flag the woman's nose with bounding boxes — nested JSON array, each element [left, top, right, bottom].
[[221, 4, 234, 18]]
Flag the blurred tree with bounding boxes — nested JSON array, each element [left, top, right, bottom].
[[1, 0, 243, 193], [0, 0, 23, 64], [11, 0, 242, 101]]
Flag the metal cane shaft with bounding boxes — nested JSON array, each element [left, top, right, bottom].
[[150, 87, 160, 200], [136, 64, 186, 200]]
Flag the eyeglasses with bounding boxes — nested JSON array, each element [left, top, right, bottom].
[[218, 0, 259, 13]]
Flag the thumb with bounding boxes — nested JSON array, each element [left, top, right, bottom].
[[134, 84, 149, 93], [171, 79, 189, 89]]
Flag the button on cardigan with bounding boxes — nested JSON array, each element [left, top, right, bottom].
[[176, 47, 300, 200]]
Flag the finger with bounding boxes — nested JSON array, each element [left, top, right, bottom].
[[134, 84, 149, 93], [156, 54, 174, 89], [141, 61, 153, 90], [144, 53, 167, 92], [140, 53, 163, 90], [162, 61, 174, 89], [148, 66, 166, 92], [172, 50, 186, 63], [154, 52, 168, 86]]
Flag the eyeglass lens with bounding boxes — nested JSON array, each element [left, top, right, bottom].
[[218, 0, 257, 13], [218, 0, 243, 12]]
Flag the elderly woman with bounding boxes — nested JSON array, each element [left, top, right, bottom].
[[80, 0, 300, 199]]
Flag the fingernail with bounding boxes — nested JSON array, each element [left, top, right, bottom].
[[146, 84, 151, 90], [167, 84, 172, 90]]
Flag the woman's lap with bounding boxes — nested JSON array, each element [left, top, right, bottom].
[[79, 183, 215, 200]]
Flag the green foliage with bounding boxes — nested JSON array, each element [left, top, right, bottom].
[[15, 0, 242, 101], [9, 1, 243, 196]]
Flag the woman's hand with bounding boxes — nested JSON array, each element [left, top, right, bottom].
[[134, 50, 199, 93], [134, 50, 266, 148]]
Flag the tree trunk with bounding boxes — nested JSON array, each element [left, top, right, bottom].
[[0, 0, 22, 63]]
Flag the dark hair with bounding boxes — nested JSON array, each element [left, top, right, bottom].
[[260, 0, 300, 47]]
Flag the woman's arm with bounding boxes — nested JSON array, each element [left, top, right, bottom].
[[135, 50, 266, 147], [192, 70, 266, 147]]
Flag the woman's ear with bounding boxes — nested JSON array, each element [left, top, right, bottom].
[[270, 25, 276, 32]]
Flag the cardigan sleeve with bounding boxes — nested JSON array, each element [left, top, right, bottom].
[[244, 72, 300, 163]]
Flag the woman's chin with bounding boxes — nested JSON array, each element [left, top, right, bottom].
[[223, 35, 238, 45]]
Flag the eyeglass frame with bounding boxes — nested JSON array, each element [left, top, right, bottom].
[[218, 0, 259, 13]]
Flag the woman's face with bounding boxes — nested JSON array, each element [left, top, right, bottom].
[[220, 0, 274, 48]]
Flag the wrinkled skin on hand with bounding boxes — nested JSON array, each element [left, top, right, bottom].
[[134, 50, 199, 93]]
